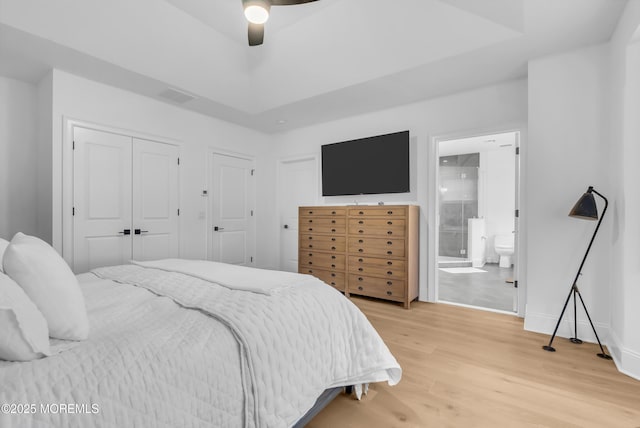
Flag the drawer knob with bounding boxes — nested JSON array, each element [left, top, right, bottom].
[[308, 269, 313, 273], [331, 220, 336, 224], [308, 262, 313, 265], [308, 236, 313, 240], [387, 251, 393, 255], [309, 211, 313, 214], [309, 228, 313, 231], [331, 229, 336, 232], [387, 261, 392, 265], [358, 220, 364, 224], [331, 282, 336, 286], [358, 267, 363, 272], [308, 245, 313, 248], [387, 241, 392, 245], [358, 258, 363, 262], [387, 221, 393, 225], [358, 249, 364, 253], [386, 291, 392, 296], [359, 239, 364, 243], [309, 219, 313, 223], [358, 286, 364, 291], [387, 281, 392, 286], [331, 255, 336, 259], [331, 273, 336, 277], [331, 246, 336, 250], [358, 230, 364, 234], [331, 238, 336, 241], [387, 231, 393, 235], [359, 211, 364, 215], [387, 211, 393, 215], [309, 253, 313, 256], [358, 277, 363, 281], [332, 211, 336, 215], [387, 271, 393, 275]]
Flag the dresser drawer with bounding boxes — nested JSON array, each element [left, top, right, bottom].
[[299, 234, 346, 252], [348, 256, 406, 278], [300, 223, 347, 235], [348, 219, 406, 238], [348, 274, 406, 299], [303, 268, 345, 291], [348, 237, 406, 258], [299, 207, 347, 217], [299, 252, 345, 270], [300, 216, 346, 227], [348, 207, 407, 217]]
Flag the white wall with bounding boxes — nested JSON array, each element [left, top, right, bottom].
[[0, 75, 38, 240], [269, 79, 528, 301], [36, 71, 52, 243], [525, 45, 612, 344], [45, 70, 273, 266], [609, 0, 640, 378]]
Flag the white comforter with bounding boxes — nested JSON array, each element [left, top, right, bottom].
[[0, 260, 401, 428]]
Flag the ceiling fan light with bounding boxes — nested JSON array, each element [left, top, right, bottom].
[[244, 4, 270, 24]]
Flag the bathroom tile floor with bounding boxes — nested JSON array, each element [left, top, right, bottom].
[[438, 262, 515, 312]]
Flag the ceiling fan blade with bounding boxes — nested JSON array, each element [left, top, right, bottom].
[[269, 0, 318, 5], [248, 22, 264, 46]]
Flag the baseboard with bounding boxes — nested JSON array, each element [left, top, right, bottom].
[[608, 330, 640, 381], [524, 311, 609, 345]]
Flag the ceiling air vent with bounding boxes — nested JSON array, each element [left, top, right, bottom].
[[158, 88, 197, 104]]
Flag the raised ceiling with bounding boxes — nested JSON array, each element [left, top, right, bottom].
[[0, 0, 628, 132]]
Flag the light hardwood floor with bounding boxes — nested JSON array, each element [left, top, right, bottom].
[[308, 298, 640, 428]]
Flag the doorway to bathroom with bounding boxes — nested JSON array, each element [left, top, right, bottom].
[[435, 131, 520, 313]]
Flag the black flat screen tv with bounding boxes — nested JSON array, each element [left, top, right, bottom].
[[321, 130, 410, 196]]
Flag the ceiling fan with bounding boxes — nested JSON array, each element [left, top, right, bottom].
[[242, 0, 319, 46]]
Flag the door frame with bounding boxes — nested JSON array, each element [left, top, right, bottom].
[[62, 117, 182, 270], [275, 154, 319, 270], [429, 124, 527, 317], [207, 148, 256, 264]]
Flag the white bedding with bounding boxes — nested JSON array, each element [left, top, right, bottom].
[[0, 261, 401, 428]]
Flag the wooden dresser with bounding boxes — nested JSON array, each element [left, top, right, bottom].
[[299, 205, 419, 308]]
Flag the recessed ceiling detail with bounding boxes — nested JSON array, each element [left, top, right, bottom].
[[0, 0, 628, 133]]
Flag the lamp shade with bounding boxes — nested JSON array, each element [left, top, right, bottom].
[[569, 188, 598, 220]]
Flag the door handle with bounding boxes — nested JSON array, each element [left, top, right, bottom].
[[134, 229, 149, 235], [214, 226, 225, 231], [118, 229, 131, 235]]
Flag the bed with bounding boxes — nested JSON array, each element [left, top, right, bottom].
[[0, 255, 401, 428]]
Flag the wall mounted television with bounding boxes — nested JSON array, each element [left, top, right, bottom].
[[321, 130, 410, 197]]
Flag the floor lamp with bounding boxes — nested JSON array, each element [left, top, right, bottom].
[[542, 186, 612, 360]]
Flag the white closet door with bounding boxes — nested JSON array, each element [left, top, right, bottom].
[[73, 127, 132, 273], [132, 138, 180, 262], [210, 153, 254, 266]]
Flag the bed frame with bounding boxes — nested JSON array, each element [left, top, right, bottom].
[[292, 386, 353, 427]]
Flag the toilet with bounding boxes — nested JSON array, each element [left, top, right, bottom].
[[494, 234, 514, 268]]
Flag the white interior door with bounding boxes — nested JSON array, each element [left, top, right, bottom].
[[278, 157, 317, 272], [132, 138, 180, 261], [210, 153, 255, 265], [73, 127, 132, 273]]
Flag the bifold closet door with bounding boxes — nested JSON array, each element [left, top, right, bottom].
[[73, 128, 179, 273], [132, 138, 179, 261], [73, 127, 133, 273]]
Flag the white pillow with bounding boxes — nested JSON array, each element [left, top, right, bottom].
[[0, 272, 51, 361], [3, 233, 90, 341], [0, 238, 9, 273]]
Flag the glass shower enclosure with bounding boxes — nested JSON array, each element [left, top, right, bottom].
[[438, 153, 479, 263]]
